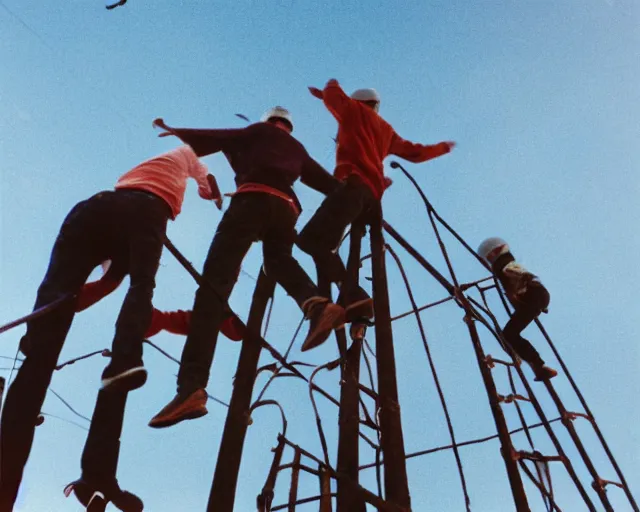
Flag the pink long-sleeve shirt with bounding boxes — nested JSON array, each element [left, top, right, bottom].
[[115, 145, 212, 219]]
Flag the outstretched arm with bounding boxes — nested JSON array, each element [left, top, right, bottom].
[[145, 309, 245, 341], [301, 156, 340, 196], [309, 79, 352, 123], [76, 261, 126, 312], [152, 118, 254, 157], [145, 309, 191, 337], [177, 145, 223, 209], [389, 132, 455, 163]]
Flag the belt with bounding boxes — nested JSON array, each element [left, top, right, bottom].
[[226, 183, 300, 216]]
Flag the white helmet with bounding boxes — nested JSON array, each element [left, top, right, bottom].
[[351, 88, 381, 111], [260, 106, 293, 131], [477, 237, 510, 264]]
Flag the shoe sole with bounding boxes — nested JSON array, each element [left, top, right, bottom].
[[101, 368, 148, 393], [65, 481, 92, 506], [65, 480, 143, 512], [301, 306, 346, 352], [87, 492, 107, 512], [148, 407, 208, 429], [534, 373, 558, 382]]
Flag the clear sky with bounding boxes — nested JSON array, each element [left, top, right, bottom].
[[1, 0, 638, 510]]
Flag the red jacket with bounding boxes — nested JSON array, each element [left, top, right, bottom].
[[76, 263, 244, 340], [316, 79, 451, 199]]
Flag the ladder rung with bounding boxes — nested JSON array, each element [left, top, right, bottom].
[[516, 450, 564, 463], [498, 393, 530, 404]]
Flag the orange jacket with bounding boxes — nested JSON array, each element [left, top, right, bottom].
[[316, 79, 451, 199]]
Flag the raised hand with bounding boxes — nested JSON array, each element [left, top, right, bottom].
[[207, 174, 223, 210], [152, 118, 175, 138], [308, 86, 323, 99]]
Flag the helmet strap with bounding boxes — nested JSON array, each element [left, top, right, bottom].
[[492, 252, 515, 274]]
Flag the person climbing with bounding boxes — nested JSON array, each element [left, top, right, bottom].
[[148, 107, 345, 429], [57, 260, 244, 512], [298, 79, 456, 350], [477, 237, 558, 382], [0, 145, 219, 512]]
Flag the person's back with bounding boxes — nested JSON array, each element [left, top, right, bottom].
[[115, 145, 216, 218], [152, 113, 337, 213], [333, 100, 397, 195]]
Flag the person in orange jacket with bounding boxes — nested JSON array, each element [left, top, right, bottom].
[[297, 79, 455, 350], [60, 263, 243, 512]]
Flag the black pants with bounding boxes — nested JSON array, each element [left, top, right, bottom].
[[81, 390, 128, 485], [0, 189, 168, 508], [177, 192, 318, 392], [502, 284, 550, 367], [297, 175, 375, 293]]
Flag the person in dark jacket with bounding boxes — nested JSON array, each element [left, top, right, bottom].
[[478, 237, 558, 382], [148, 107, 346, 429], [0, 146, 218, 512], [297, 79, 455, 351]]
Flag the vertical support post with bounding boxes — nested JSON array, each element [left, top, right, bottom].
[[368, 206, 411, 508], [462, 310, 531, 511], [319, 466, 333, 512], [257, 436, 286, 511], [287, 449, 301, 512], [207, 270, 275, 512], [336, 221, 366, 512]]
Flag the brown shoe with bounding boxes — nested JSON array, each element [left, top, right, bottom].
[[301, 299, 346, 352], [148, 389, 208, 429], [534, 365, 558, 382]]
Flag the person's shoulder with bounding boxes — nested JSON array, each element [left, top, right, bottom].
[[503, 261, 530, 274]]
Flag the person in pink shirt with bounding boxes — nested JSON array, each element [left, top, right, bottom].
[[0, 146, 219, 512]]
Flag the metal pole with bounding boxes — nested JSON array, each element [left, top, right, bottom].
[[207, 270, 275, 512], [369, 206, 411, 508], [257, 436, 286, 512], [287, 450, 301, 512], [462, 309, 531, 511], [319, 466, 333, 512], [543, 382, 614, 511], [336, 221, 366, 512]]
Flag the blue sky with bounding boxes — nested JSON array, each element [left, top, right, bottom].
[[1, 0, 638, 510]]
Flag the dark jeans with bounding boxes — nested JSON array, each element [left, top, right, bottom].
[[81, 390, 128, 484], [0, 189, 168, 507], [502, 284, 550, 367], [177, 192, 318, 392], [297, 174, 375, 294]]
